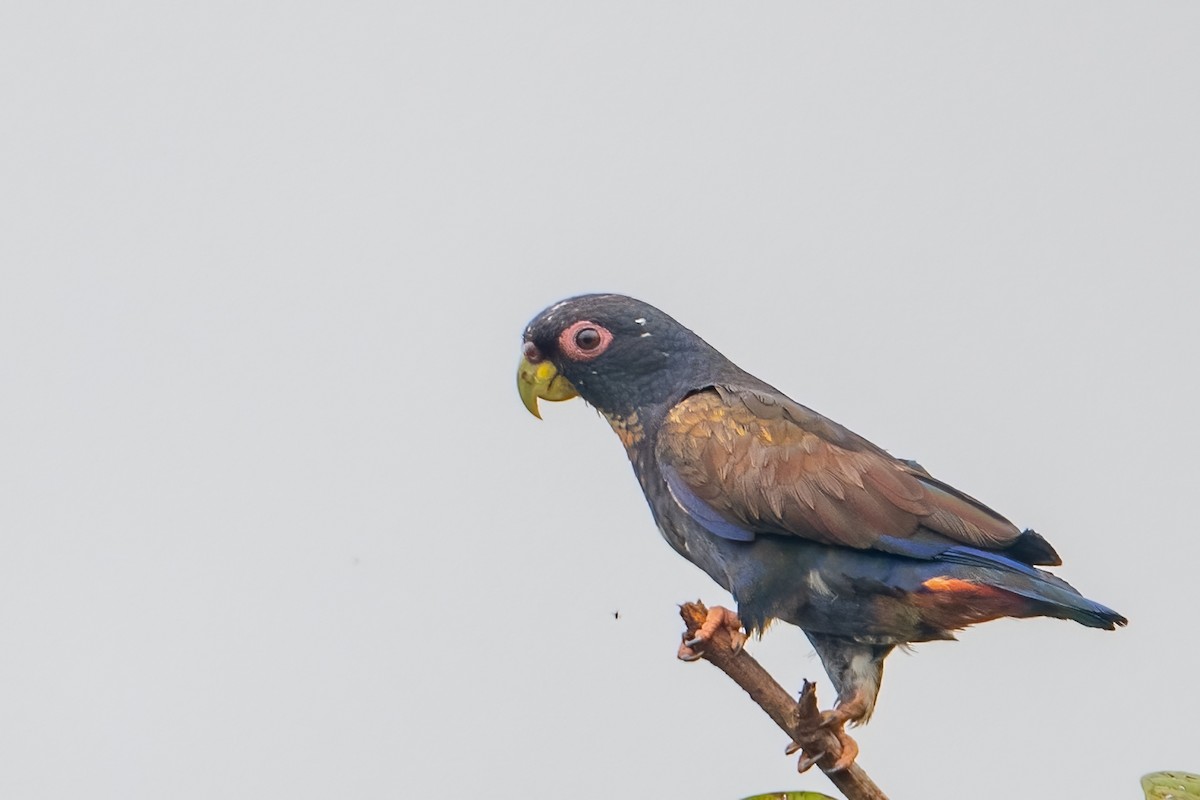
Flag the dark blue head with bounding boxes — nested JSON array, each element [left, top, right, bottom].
[[518, 294, 741, 419]]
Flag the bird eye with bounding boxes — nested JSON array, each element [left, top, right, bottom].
[[574, 327, 601, 350], [558, 320, 613, 361]]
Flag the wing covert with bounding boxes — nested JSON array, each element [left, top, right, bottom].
[[655, 387, 1023, 553]]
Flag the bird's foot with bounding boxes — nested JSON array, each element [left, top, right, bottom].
[[814, 705, 862, 772], [781, 682, 864, 773], [784, 740, 829, 774], [781, 711, 858, 773], [677, 605, 747, 662]]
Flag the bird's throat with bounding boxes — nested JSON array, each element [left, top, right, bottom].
[[602, 410, 645, 451]]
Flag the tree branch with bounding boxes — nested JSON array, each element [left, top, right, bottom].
[[679, 601, 889, 800]]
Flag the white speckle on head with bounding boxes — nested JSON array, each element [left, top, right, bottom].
[[640, 331, 652, 337], [807, 570, 836, 599], [634, 317, 646, 325], [539, 298, 574, 327]]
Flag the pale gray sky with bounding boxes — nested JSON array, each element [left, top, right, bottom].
[[2, 3, 1197, 799]]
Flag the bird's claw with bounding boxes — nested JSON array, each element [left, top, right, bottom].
[[778, 708, 861, 773], [817, 709, 842, 728], [797, 749, 828, 774], [677, 605, 747, 661], [784, 739, 828, 773], [812, 709, 860, 772], [828, 731, 859, 772], [787, 734, 854, 772], [681, 633, 746, 653]]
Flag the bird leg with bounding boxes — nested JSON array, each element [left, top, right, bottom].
[[795, 633, 890, 772], [677, 605, 748, 662]]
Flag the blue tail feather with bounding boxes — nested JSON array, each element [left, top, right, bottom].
[[940, 545, 1127, 630]]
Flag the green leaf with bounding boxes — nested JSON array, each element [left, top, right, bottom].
[[1142, 772, 1200, 800], [740, 793, 838, 800]]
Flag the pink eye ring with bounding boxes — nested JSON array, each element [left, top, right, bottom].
[[558, 320, 613, 361]]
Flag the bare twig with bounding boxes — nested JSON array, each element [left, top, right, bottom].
[[679, 601, 889, 800]]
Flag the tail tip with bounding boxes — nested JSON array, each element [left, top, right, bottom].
[[1089, 605, 1128, 630]]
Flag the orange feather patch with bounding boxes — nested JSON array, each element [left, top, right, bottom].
[[913, 576, 1034, 630], [922, 577, 986, 594]]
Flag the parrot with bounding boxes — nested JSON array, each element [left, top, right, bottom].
[[516, 293, 1125, 769]]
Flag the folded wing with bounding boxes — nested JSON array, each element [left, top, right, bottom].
[[656, 386, 1033, 556]]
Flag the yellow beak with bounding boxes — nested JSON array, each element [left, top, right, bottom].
[[517, 355, 578, 419]]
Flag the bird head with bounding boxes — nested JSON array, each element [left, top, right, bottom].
[[517, 293, 736, 420]]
